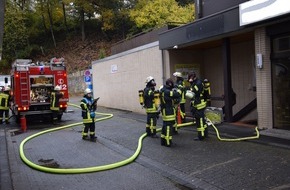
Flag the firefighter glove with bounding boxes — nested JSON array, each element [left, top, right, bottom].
[[90, 111, 95, 118]]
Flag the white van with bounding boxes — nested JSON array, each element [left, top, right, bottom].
[[0, 75, 11, 91]]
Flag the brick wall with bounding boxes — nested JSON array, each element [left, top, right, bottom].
[[91, 42, 162, 113], [255, 27, 273, 129]]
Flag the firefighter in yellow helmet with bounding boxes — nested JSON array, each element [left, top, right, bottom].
[[80, 88, 98, 142], [143, 76, 159, 138], [159, 78, 181, 147], [203, 79, 211, 107], [50, 85, 64, 125], [173, 72, 186, 127], [188, 72, 208, 141], [0, 87, 12, 124]]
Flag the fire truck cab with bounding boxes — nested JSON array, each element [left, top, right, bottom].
[[10, 58, 69, 122]]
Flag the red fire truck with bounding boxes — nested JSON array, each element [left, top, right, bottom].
[[10, 58, 69, 122]]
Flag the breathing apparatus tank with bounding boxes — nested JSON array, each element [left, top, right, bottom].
[[154, 90, 160, 108], [138, 90, 144, 106]]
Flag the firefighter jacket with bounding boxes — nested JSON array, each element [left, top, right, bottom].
[[160, 86, 181, 121], [203, 80, 211, 104], [144, 86, 159, 114], [0, 92, 11, 110], [50, 91, 64, 111], [190, 78, 207, 110], [80, 96, 96, 124], [175, 79, 186, 104]]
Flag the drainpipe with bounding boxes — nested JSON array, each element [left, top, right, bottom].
[[195, 0, 203, 19]]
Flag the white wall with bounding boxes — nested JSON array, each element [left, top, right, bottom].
[[91, 42, 163, 113]]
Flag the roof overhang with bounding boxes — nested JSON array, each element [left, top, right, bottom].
[[159, 4, 290, 51]]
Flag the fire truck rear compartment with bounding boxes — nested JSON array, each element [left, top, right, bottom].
[[11, 58, 69, 124], [30, 86, 53, 103]]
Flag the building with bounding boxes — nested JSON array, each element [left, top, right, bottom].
[[92, 0, 290, 131]]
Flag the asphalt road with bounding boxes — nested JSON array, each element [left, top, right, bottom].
[[1, 96, 290, 190]]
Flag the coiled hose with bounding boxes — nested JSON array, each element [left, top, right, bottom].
[[19, 103, 259, 174]]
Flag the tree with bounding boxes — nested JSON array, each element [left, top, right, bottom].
[[2, 1, 29, 62], [46, 0, 57, 47], [129, 0, 195, 31], [62, 0, 96, 41]]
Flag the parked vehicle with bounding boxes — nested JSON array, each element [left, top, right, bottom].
[[10, 58, 69, 122]]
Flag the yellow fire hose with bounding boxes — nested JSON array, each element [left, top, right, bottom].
[[19, 103, 259, 174], [176, 120, 260, 141]]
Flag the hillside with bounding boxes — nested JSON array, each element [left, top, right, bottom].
[[34, 33, 119, 74]]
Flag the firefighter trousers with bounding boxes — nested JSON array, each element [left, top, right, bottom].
[[0, 109, 9, 123], [192, 107, 208, 140], [161, 120, 175, 147], [179, 103, 186, 122], [146, 113, 158, 136], [82, 122, 96, 139], [51, 110, 60, 124]]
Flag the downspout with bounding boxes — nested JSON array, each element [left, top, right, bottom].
[[195, 0, 203, 19]]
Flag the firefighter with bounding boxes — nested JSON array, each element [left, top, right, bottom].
[[80, 88, 97, 142], [50, 85, 64, 124], [143, 76, 159, 138], [0, 87, 12, 124], [188, 72, 208, 141], [203, 79, 211, 107], [160, 78, 181, 147], [173, 72, 186, 127]]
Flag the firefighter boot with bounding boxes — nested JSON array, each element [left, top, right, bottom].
[[204, 127, 209, 138], [195, 131, 205, 141], [151, 129, 158, 138], [82, 136, 89, 140], [90, 136, 97, 142], [172, 123, 178, 135], [161, 138, 166, 146], [173, 127, 178, 135], [165, 140, 172, 147]]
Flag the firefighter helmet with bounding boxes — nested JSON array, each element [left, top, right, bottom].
[[54, 85, 61, 91], [145, 76, 154, 84], [4, 86, 10, 91], [84, 88, 92, 95], [173, 72, 182, 78], [185, 90, 195, 99]]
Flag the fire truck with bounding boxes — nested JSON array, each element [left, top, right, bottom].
[[10, 58, 69, 122]]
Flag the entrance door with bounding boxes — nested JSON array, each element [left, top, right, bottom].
[[272, 35, 290, 129]]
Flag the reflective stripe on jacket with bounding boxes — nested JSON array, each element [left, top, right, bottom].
[[176, 79, 186, 104], [50, 91, 63, 111], [160, 86, 181, 121], [0, 93, 9, 110], [80, 97, 94, 123], [190, 79, 206, 110], [144, 87, 158, 113]]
